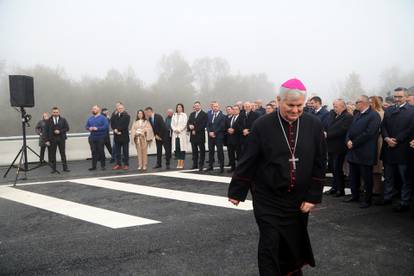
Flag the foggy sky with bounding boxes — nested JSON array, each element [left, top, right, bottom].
[[1, 0, 413, 99]]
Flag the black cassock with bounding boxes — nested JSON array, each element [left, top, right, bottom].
[[228, 111, 326, 276]]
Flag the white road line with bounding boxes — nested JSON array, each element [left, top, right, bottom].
[[150, 171, 231, 183], [149, 172, 352, 195], [2, 170, 351, 196], [323, 186, 351, 195], [0, 186, 160, 229], [70, 178, 253, 211]]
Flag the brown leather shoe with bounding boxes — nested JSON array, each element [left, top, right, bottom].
[[112, 165, 121, 170]]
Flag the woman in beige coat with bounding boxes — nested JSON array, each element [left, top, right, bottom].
[[130, 110, 154, 171], [369, 96, 385, 194], [171, 103, 189, 169]]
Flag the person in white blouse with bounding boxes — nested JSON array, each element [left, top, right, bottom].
[[171, 103, 189, 169]]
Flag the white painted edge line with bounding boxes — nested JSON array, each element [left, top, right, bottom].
[[0, 186, 160, 229], [150, 171, 231, 183], [70, 178, 253, 211]]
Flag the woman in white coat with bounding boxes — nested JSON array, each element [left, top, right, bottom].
[[171, 103, 189, 169]]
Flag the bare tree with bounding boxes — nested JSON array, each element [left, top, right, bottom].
[[340, 72, 365, 101]]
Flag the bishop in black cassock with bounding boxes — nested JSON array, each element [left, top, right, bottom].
[[228, 78, 326, 276]]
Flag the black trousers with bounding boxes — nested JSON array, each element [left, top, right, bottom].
[[191, 141, 205, 167], [331, 152, 346, 192], [89, 137, 106, 168], [349, 162, 374, 203], [104, 134, 112, 158], [208, 137, 224, 168], [227, 143, 240, 169], [50, 138, 67, 170], [39, 145, 50, 162], [156, 137, 171, 166], [115, 141, 129, 166]]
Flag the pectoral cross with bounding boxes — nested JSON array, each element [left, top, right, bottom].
[[289, 155, 299, 171]]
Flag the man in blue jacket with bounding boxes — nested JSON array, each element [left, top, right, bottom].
[[344, 95, 381, 208], [86, 105, 109, 171], [377, 87, 414, 212]]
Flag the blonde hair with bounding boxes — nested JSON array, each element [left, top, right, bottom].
[[369, 96, 383, 112]]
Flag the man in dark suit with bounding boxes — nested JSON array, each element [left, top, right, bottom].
[[377, 87, 414, 212], [225, 105, 243, 173], [206, 102, 226, 173], [164, 109, 174, 164], [254, 100, 266, 116], [187, 101, 208, 171], [45, 107, 70, 173], [324, 99, 353, 197], [310, 96, 330, 127], [145, 107, 171, 169], [241, 101, 259, 156], [110, 104, 130, 170], [101, 108, 113, 160], [344, 95, 381, 208]]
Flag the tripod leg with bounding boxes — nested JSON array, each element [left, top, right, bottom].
[[14, 148, 25, 186], [3, 147, 23, 178], [27, 146, 60, 174]]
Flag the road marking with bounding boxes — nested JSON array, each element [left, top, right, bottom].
[[149, 171, 231, 183], [323, 186, 351, 195], [70, 178, 253, 211], [2, 170, 350, 196], [0, 186, 160, 229]]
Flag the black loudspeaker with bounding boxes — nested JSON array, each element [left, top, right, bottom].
[[9, 75, 35, 107]]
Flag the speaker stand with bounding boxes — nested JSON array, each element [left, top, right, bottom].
[[3, 107, 59, 186]]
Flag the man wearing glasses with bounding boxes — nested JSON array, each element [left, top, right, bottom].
[[376, 87, 414, 212]]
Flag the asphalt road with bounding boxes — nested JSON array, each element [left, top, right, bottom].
[[0, 156, 413, 275]]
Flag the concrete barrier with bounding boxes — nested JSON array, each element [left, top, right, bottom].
[[0, 132, 215, 166]]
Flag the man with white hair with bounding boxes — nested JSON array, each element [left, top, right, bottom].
[[228, 78, 326, 276]]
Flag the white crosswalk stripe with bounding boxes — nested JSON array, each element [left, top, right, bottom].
[[0, 186, 160, 229], [70, 177, 253, 211], [0, 170, 346, 229]]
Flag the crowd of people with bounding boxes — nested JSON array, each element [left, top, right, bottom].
[[32, 79, 414, 276], [35, 87, 414, 213]]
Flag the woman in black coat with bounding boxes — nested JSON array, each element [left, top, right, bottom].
[[35, 112, 50, 163]]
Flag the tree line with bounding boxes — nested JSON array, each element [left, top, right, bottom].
[[0, 52, 413, 136]]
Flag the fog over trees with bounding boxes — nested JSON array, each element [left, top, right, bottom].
[[1, 52, 413, 136]]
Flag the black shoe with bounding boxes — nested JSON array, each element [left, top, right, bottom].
[[393, 204, 410, 213], [101, 167, 106, 171], [88, 167, 97, 171], [374, 199, 392, 206], [343, 197, 359, 203], [220, 167, 224, 173], [324, 188, 337, 195], [63, 168, 70, 172], [166, 164, 171, 170], [206, 167, 214, 172], [334, 191, 345, 197], [359, 202, 371, 209], [198, 166, 204, 172], [153, 165, 162, 169]]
